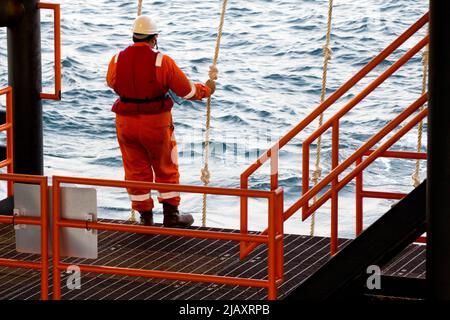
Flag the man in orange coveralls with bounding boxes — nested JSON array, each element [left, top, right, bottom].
[[107, 15, 216, 227]]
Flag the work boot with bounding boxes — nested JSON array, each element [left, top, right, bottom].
[[139, 210, 154, 226], [163, 203, 194, 228]]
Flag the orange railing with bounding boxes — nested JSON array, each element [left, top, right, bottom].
[[0, 86, 14, 196], [38, 2, 61, 100], [240, 13, 429, 258], [51, 176, 284, 300], [0, 174, 49, 300], [356, 150, 427, 241], [300, 95, 428, 254], [300, 33, 428, 253]]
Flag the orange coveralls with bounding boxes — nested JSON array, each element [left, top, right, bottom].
[[107, 42, 211, 211]]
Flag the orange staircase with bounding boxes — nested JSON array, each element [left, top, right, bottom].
[[240, 12, 428, 257]]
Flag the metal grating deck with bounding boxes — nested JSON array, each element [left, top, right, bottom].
[[0, 220, 426, 300]]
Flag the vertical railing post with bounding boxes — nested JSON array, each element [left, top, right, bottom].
[[275, 188, 284, 282], [5, 88, 14, 196], [302, 144, 310, 214], [37, 2, 61, 100], [270, 147, 279, 191], [270, 147, 283, 281], [52, 177, 61, 300], [239, 175, 248, 260], [267, 192, 277, 300], [40, 177, 48, 300], [355, 157, 363, 236], [330, 121, 340, 255]]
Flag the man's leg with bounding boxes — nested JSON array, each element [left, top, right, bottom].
[[154, 135, 181, 206], [149, 126, 193, 227], [116, 116, 154, 216]]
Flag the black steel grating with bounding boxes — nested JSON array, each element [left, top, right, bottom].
[[0, 220, 426, 300]]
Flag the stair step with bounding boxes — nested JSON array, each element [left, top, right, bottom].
[[286, 181, 426, 300]]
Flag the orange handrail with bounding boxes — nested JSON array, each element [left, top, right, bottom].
[[356, 150, 427, 240], [300, 36, 429, 212], [301, 36, 428, 155], [300, 99, 428, 214], [38, 2, 61, 100], [0, 86, 14, 196], [296, 36, 428, 254], [241, 94, 428, 257], [241, 14, 429, 258], [0, 173, 48, 300], [363, 149, 427, 160], [240, 12, 428, 181], [357, 148, 428, 234], [51, 175, 284, 300], [239, 12, 429, 258], [301, 104, 428, 252]]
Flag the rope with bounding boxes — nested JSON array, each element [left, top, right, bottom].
[[310, 0, 334, 236], [201, 0, 228, 227], [129, 209, 137, 223], [137, 0, 143, 16], [412, 46, 428, 187]]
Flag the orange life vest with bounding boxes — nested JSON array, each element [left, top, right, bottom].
[[112, 45, 173, 114]]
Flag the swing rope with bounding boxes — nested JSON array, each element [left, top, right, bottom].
[[310, 0, 334, 236], [412, 46, 428, 188], [137, 0, 143, 16], [201, 0, 228, 227]]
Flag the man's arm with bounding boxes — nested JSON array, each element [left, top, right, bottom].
[[106, 54, 118, 89], [157, 54, 212, 101]]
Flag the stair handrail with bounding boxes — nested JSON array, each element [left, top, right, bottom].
[[240, 13, 429, 258], [242, 94, 428, 257], [300, 35, 429, 216], [298, 94, 428, 220], [240, 12, 429, 188]]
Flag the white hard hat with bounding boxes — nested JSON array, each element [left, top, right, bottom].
[[132, 15, 159, 36]]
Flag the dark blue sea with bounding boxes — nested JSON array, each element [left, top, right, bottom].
[[0, 0, 429, 237]]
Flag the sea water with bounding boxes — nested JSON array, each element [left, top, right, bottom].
[[0, 0, 429, 238]]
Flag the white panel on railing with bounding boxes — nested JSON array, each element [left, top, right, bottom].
[[14, 183, 98, 259]]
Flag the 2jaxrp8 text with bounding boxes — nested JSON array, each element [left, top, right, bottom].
[[178, 304, 270, 318], [222, 304, 270, 317]]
